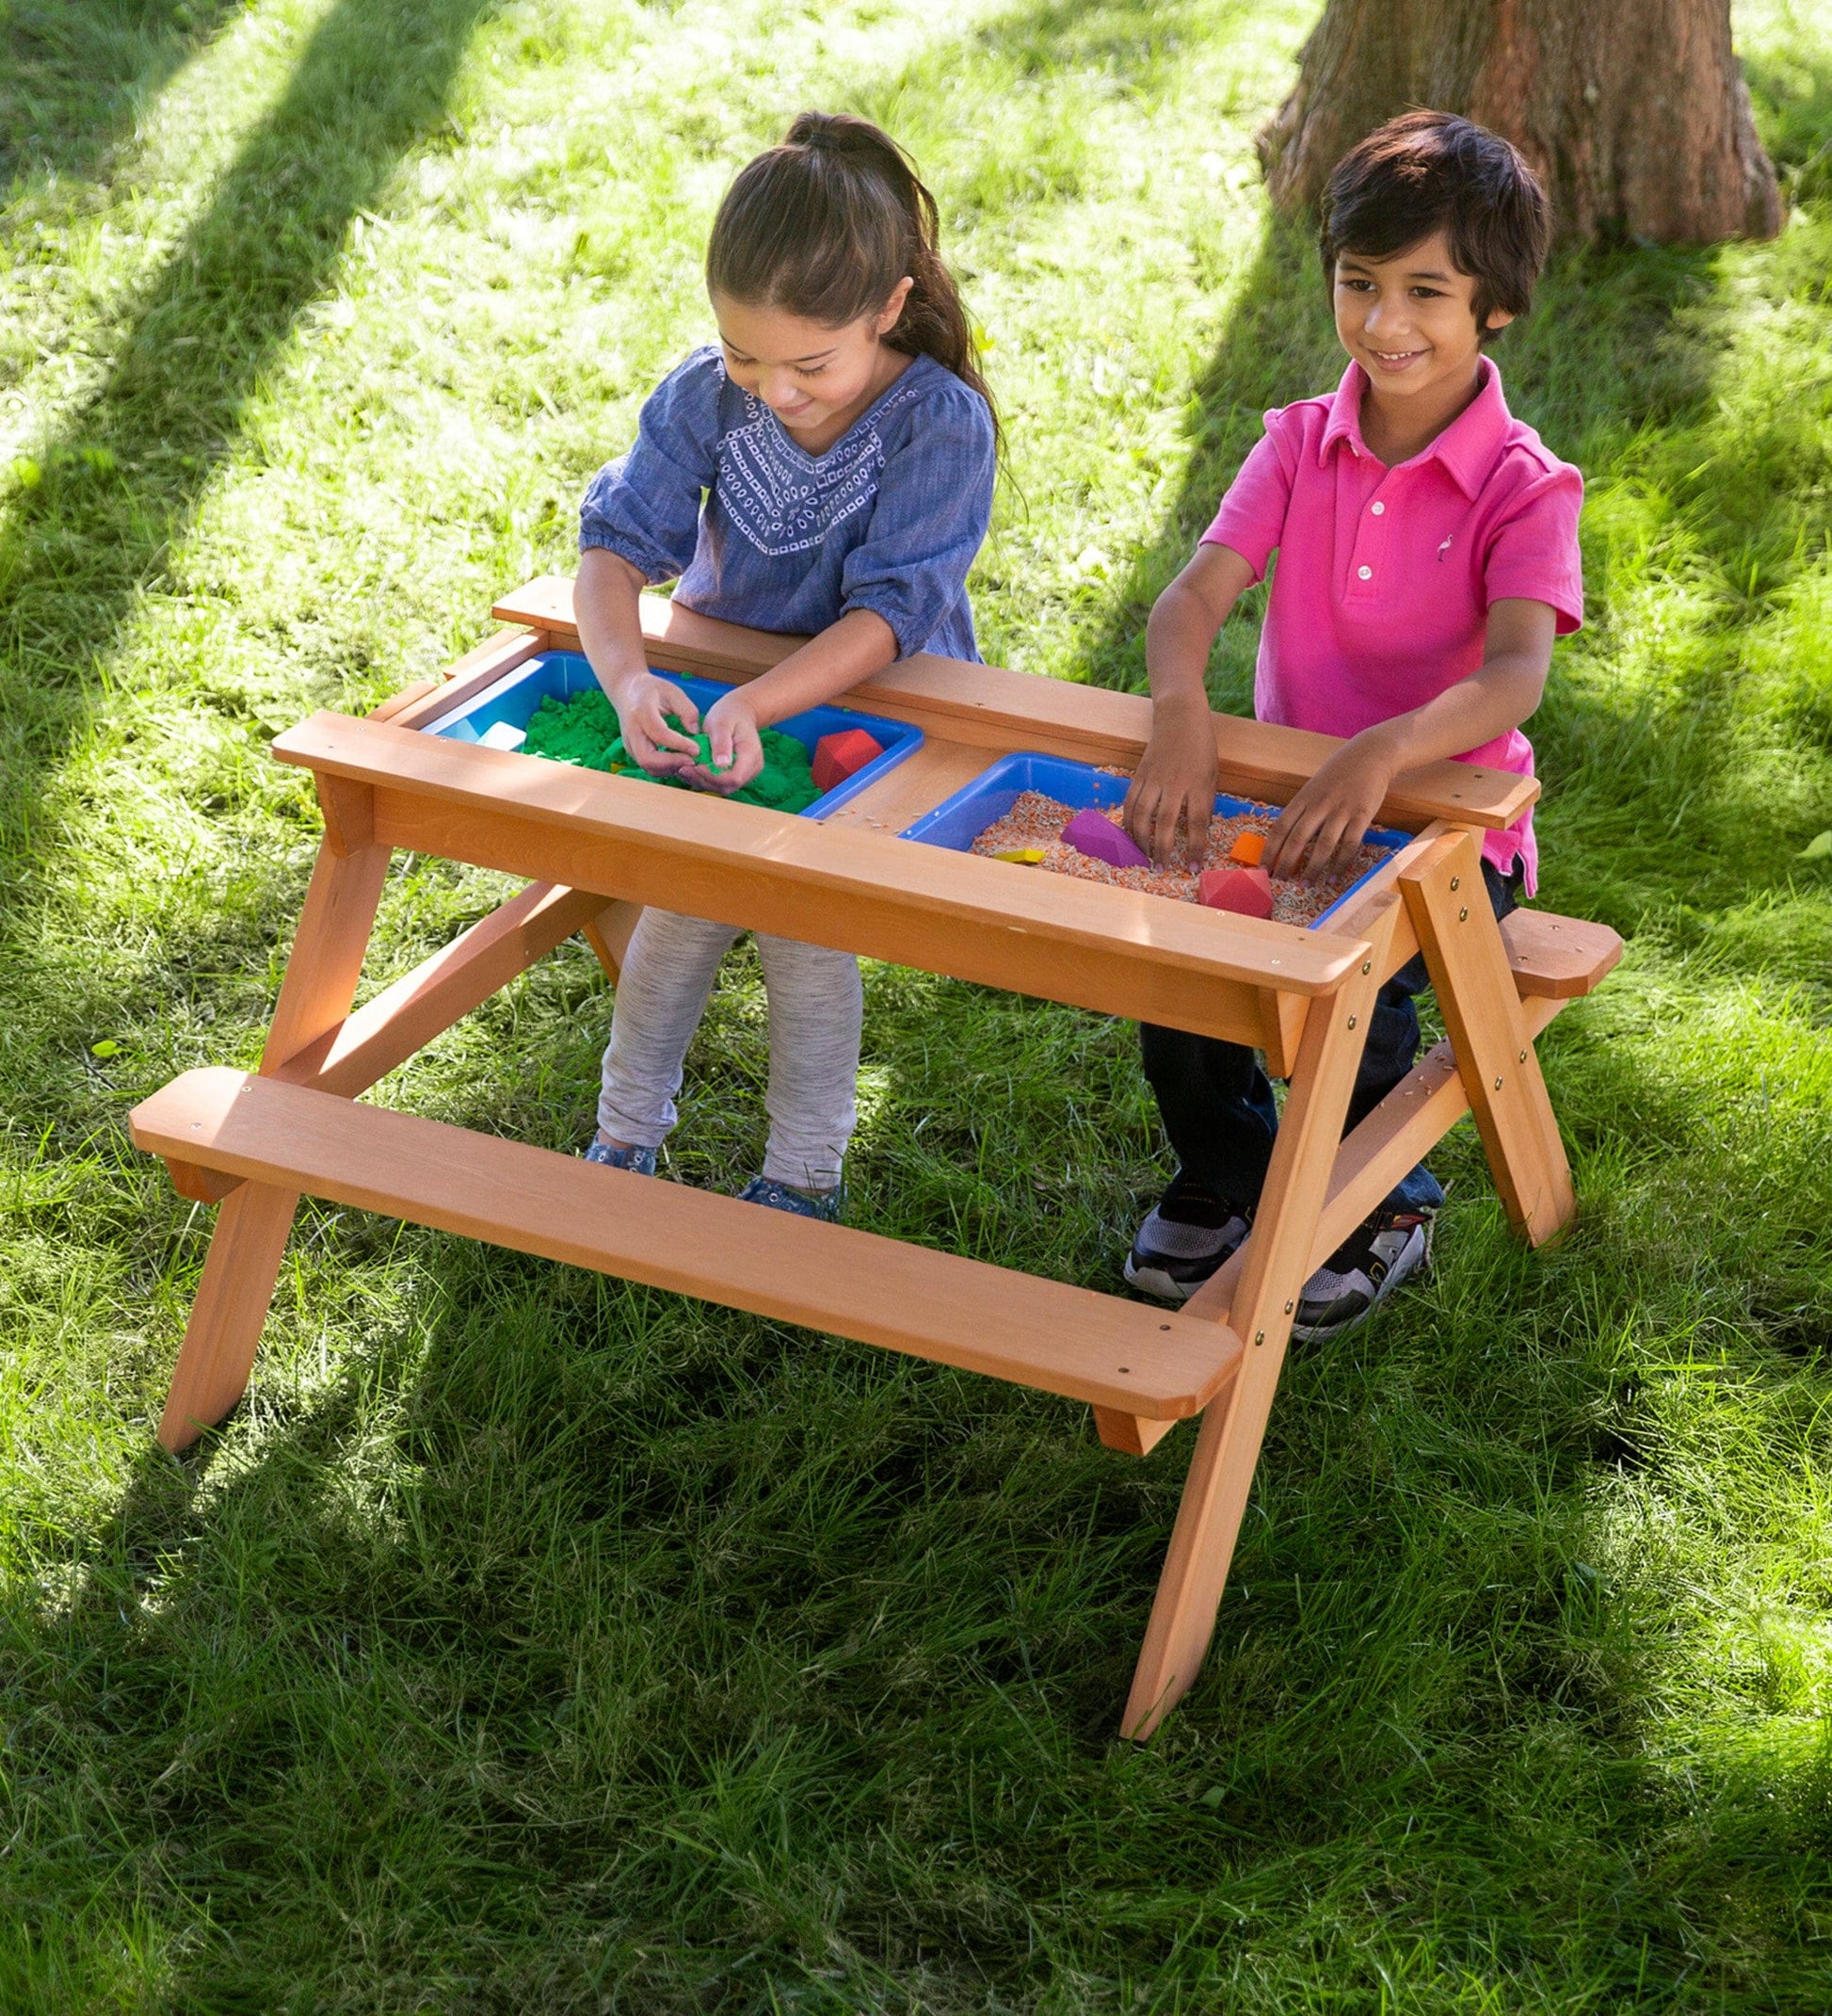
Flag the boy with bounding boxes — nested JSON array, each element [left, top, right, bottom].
[[1121, 111, 1584, 1336]]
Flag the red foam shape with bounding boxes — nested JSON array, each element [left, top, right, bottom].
[[1198, 866, 1274, 919], [812, 729, 885, 794]]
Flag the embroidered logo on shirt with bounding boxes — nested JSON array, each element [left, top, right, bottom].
[[718, 378, 926, 557]]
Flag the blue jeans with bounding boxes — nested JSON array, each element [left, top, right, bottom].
[[1140, 859, 1521, 1215]]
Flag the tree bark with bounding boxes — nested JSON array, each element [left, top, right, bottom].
[[1259, 0, 1782, 244]]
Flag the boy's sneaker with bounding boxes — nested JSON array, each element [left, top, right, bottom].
[[584, 1137, 657, 1176], [1124, 1173, 1251, 1304], [1292, 1207, 1432, 1342], [737, 1174, 844, 1223]]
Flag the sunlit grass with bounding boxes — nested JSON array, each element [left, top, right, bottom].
[[3, 0, 1832, 2008]]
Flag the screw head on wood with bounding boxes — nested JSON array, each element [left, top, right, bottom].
[[1284, 1300, 1294, 1314], [1450, 876, 1461, 891], [1518, 1049, 1527, 1062], [1361, 961, 1372, 975], [1458, 907, 1469, 921], [1254, 1331, 1264, 1346], [1347, 1014, 1358, 1029], [1494, 1074, 1503, 1089]]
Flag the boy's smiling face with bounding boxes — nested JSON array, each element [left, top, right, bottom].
[[1332, 229, 1512, 425]]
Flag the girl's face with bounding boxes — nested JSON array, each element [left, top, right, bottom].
[[1332, 230, 1511, 410], [712, 283, 913, 447]]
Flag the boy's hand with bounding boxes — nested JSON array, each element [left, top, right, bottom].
[[692, 690, 764, 793], [608, 670, 703, 774], [1123, 692, 1217, 867], [1263, 728, 1397, 881]]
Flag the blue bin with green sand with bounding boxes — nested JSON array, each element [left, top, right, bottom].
[[900, 751, 1411, 930], [421, 649, 924, 817]]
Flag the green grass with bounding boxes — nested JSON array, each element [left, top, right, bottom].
[[4, 0, 1832, 2007]]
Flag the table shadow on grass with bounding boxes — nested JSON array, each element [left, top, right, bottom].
[[16, 1207, 1832, 2005]]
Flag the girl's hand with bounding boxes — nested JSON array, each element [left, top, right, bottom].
[[608, 671, 703, 774], [691, 690, 764, 794], [1123, 692, 1216, 867], [1263, 729, 1397, 882]]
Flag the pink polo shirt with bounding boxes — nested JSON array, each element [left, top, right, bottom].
[[1202, 358, 1583, 894]]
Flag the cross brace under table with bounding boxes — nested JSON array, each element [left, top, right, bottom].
[[130, 580, 1621, 1737]]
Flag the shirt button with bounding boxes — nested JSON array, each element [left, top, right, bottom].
[[1371, 501, 1385, 515], [1358, 564, 1373, 580]]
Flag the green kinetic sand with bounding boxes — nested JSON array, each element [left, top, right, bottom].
[[519, 688, 824, 814]]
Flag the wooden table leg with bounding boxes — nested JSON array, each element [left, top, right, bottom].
[[1400, 831, 1576, 1247], [580, 899, 643, 985], [158, 823, 391, 1451], [1121, 899, 1400, 1738], [158, 1180, 301, 1450]]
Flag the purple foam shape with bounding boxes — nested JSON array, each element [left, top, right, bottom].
[[1061, 806, 1149, 869]]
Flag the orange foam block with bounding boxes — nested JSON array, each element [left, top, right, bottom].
[[1228, 829, 1267, 866], [812, 729, 885, 794], [1198, 866, 1274, 919]]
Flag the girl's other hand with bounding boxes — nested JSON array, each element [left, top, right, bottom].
[[694, 690, 764, 794], [1262, 730, 1396, 881], [1123, 693, 1216, 867], [609, 671, 703, 773]]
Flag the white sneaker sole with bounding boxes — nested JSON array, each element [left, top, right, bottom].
[[1123, 1253, 1199, 1304], [1290, 1220, 1429, 1342]]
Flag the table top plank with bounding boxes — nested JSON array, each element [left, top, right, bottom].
[[490, 575, 1538, 831], [272, 711, 1369, 997]]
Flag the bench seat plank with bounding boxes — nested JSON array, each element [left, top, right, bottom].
[[1502, 909, 1625, 999], [132, 1069, 1243, 1421]]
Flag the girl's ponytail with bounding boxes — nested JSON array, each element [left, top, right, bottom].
[[707, 112, 999, 450]]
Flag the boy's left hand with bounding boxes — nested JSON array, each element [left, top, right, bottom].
[[1263, 729, 1397, 881], [690, 690, 764, 794]]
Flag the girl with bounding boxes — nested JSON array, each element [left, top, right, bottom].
[[574, 111, 998, 1219]]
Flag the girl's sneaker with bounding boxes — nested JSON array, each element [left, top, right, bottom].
[[584, 1137, 657, 1176], [1124, 1172, 1251, 1303], [1292, 1207, 1432, 1341], [737, 1175, 844, 1223]]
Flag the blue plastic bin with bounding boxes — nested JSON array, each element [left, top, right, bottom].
[[421, 649, 923, 819], [900, 750, 1410, 929]]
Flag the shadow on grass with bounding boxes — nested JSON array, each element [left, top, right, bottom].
[[0, 0, 244, 199], [0, 0, 499, 873]]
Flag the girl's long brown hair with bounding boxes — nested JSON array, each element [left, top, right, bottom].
[[705, 111, 998, 449]]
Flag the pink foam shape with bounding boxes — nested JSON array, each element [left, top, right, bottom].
[[1061, 806, 1149, 869]]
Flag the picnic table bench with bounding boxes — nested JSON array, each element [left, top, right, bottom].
[[131, 578, 1620, 1736]]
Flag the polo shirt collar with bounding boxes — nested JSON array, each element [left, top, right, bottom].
[[1318, 356, 1512, 497]]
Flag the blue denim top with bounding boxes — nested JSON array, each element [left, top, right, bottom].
[[579, 346, 995, 662]]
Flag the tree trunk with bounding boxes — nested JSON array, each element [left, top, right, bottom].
[[1259, 0, 1782, 244]]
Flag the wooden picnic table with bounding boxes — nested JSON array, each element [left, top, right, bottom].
[[130, 577, 1621, 1736]]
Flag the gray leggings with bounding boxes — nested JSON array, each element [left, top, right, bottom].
[[598, 908, 862, 1191]]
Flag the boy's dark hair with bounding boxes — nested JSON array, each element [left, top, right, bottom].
[[1319, 111, 1551, 341], [706, 111, 998, 445]]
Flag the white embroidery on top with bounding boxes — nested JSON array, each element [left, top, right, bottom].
[[716, 375, 928, 557]]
